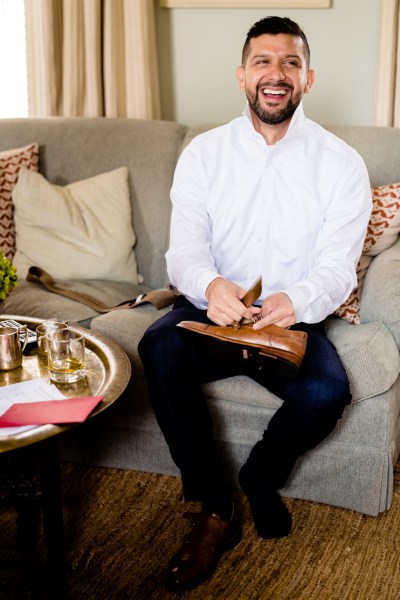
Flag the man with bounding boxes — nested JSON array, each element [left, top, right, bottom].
[[138, 16, 371, 593]]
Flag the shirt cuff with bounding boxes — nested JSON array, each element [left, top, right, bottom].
[[195, 271, 222, 308], [282, 284, 309, 323]]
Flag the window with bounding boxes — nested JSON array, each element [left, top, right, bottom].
[[0, 0, 28, 117]]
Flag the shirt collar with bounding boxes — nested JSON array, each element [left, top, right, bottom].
[[242, 101, 306, 143]]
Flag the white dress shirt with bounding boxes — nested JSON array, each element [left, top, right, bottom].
[[166, 103, 372, 323]]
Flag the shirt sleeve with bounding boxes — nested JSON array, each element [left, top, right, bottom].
[[166, 142, 219, 309], [283, 155, 372, 324]]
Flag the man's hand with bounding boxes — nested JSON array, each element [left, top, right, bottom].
[[253, 292, 296, 330], [205, 277, 260, 326]]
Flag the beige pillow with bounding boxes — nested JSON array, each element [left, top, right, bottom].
[[12, 166, 139, 283], [0, 143, 39, 260], [335, 182, 400, 324]]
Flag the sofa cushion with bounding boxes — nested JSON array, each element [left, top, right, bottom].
[[12, 166, 139, 284], [0, 143, 39, 260], [91, 304, 400, 404], [91, 304, 173, 373], [203, 320, 399, 407]]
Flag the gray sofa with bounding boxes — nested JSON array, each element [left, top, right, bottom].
[[2, 117, 400, 516]]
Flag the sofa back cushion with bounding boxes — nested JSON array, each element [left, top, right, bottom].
[[0, 118, 187, 290], [182, 124, 400, 189], [1, 119, 400, 294], [326, 125, 400, 188]]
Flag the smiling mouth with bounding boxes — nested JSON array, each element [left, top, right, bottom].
[[258, 83, 293, 103]]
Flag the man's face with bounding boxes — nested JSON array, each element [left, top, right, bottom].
[[237, 33, 314, 126]]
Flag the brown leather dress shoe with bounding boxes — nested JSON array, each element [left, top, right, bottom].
[[165, 507, 241, 592]]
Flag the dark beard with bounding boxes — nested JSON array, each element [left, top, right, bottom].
[[246, 84, 302, 126]]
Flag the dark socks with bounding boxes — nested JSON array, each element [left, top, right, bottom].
[[202, 496, 234, 522], [238, 462, 292, 539]]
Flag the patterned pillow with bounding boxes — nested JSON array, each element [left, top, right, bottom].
[[0, 143, 39, 260], [363, 183, 400, 256], [335, 182, 400, 324], [334, 255, 373, 325]]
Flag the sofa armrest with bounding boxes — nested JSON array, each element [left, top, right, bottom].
[[325, 318, 400, 401], [360, 236, 400, 347]]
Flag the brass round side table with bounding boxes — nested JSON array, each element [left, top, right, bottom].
[[0, 315, 131, 592]]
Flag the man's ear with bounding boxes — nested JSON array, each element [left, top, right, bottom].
[[304, 69, 315, 94], [236, 65, 245, 90]]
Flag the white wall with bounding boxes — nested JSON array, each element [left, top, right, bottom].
[[155, 0, 382, 126]]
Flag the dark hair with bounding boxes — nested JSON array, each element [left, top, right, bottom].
[[242, 16, 310, 68]]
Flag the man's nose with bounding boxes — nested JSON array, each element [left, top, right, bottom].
[[268, 63, 285, 81]]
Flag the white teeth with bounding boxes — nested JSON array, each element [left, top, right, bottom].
[[262, 88, 286, 95]]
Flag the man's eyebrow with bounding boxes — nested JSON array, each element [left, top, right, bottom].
[[251, 53, 302, 61], [284, 54, 302, 61]]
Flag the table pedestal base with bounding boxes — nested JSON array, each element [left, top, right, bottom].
[[0, 437, 66, 592]]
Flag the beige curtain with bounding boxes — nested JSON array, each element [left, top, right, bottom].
[[25, 0, 161, 119], [375, 0, 400, 127]]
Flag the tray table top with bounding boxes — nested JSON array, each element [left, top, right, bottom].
[[0, 315, 131, 452]]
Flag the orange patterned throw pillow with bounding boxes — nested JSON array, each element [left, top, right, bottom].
[[363, 183, 400, 256], [335, 183, 400, 324], [0, 143, 39, 260], [334, 255, 373, 325]]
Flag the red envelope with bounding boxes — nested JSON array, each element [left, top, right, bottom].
[[0, 396, 104, 426]]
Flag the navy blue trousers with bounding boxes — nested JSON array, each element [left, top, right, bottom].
[[138, 295, 351, 502]]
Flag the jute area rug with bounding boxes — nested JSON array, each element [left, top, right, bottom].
[[1, 458, 399, 600]]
